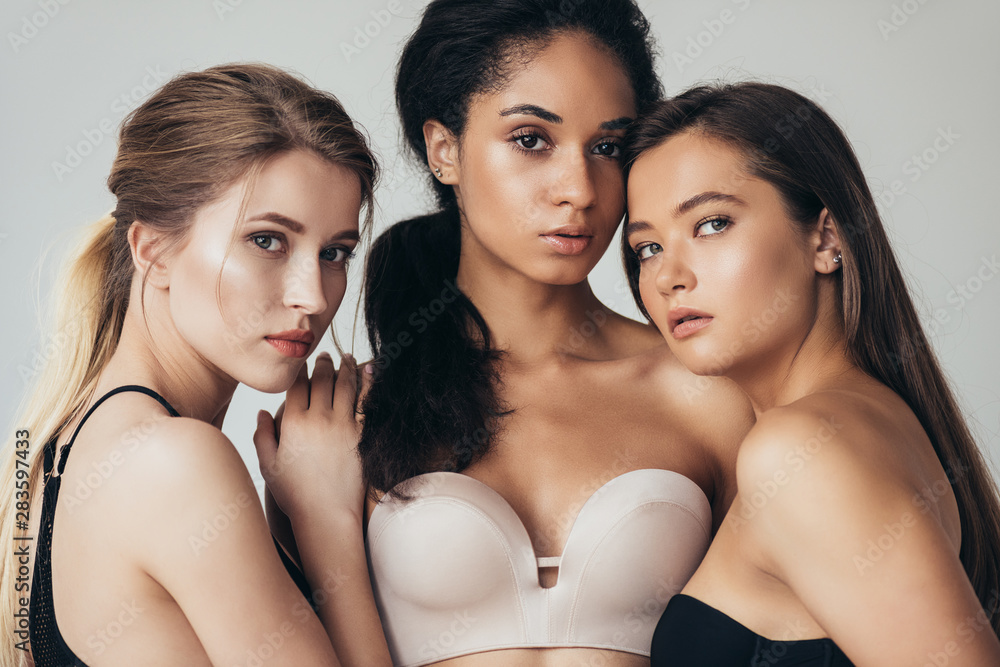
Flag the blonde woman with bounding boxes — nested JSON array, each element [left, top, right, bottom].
[[0, 64, 378, 666]]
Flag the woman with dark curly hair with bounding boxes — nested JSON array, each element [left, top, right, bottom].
[[265, 1, 754, 665]]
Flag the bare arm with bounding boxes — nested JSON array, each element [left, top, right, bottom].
[[255, 353, 391, 667], [131, 419, 339, 666], [739, 407, 1000, 666]]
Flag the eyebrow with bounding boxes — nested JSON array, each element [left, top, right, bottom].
[[245, 212, 360, 242], [675, 192, 746, 216], [624, 192, 747, 238], [498, 103, 633, 131]]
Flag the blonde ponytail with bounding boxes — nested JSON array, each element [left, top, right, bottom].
[[0, 212, 132, 665]]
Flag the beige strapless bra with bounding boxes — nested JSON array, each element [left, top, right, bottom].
[[365, 468, 712, 666]]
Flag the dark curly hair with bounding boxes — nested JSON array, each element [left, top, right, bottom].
[[360, 0, 662, 499]]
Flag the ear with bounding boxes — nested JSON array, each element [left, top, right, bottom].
[[127, 221, 171, 289], [423, 119, 460, 185], [812, 208, 843, 274]]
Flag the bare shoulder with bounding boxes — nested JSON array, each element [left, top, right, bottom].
[[734, 390, 922, 541], [738, 389, 913, 479], [123, 415, 252, 498]]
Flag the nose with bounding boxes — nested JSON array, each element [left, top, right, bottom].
[[283, 254, 329, 315], [653, 243, 695, 296], [550, 150, 599, 210]]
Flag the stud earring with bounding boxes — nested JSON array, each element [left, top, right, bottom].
[[833, 253, 842, 264], [434, 167, 442, 178]]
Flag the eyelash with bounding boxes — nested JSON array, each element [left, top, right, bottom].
[[631, 216, 733, 262], [248, 233, 355, 265], [508, 129, 623, 158], [695, 216, 731, 236]]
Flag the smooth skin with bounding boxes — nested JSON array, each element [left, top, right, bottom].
[[25, 149, 362, 665], [625, 131, 1000, 665], [265, 32, 754, 667]]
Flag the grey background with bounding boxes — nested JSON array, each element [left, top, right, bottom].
[[2, 0, 998, 494]]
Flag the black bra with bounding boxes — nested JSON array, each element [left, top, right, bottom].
[[28, 385, 313, 666], [650, 593, 855, 666]]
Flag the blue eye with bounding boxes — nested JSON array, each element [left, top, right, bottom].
[[695, 217, 730, 236], [635, 243, 662, 261], [252, 234, 284, 252]]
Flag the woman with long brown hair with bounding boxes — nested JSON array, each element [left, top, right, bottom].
[[0, 63, 377, 665], [623, 82, 1000, 666]]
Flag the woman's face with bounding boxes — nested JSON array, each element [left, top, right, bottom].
[[161, 149, 362, 393], [625, 132, 821, 380], [448, 31, 637, 285]]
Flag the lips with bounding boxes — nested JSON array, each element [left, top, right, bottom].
[[265, 329, 315, 358], [667, 307, 713, 340], [540, 225, 594, 256]]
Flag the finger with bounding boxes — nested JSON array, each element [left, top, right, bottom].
[[274, 400, 286, 433], [356, 360, 375, 424], [286, 360, 310, 414], [310, 351, 335, 409], [252, 410, 278, 475], [333, 353, 358, 421]]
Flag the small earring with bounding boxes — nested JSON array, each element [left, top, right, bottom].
[[833, 253, 842, 264], [433, 167, 442, 178]]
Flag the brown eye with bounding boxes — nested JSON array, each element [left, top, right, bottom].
[[517, 135, 540, 149], [593, 141, 621, 157]]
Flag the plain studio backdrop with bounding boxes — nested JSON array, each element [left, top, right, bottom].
[[2, 0, 998, 497]]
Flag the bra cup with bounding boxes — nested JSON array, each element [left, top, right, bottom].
[[368, 497, 519, 609], [562, 481, 711, 647]]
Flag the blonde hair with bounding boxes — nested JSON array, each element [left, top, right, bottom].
[[0, 63, 378, 664]]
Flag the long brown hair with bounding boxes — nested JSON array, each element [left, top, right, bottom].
[[622, 82, 1000, 634], [0, 62, 378, 664]]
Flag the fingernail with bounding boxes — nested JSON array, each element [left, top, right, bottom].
[[256, 410, 266, 425], [364, 364, 374, 375]]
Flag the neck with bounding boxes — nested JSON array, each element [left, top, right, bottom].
[[455, 251, 612, 366], [728, 286, 856, 416], [97, 288, 237, 426]]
